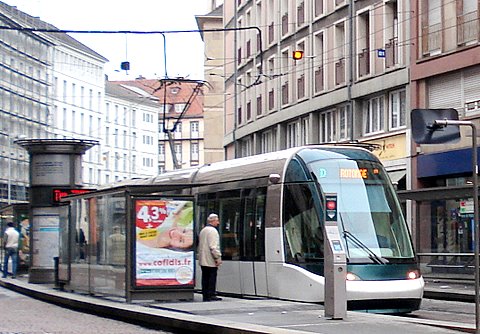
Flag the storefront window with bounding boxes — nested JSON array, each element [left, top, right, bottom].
[[417, 198, 474, 277]]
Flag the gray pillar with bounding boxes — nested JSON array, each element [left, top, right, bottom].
[[16, 139, 97, 284]]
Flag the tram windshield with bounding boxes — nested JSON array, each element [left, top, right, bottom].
[[310, 159, 415, 262]]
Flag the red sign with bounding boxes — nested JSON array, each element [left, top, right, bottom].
[[135, 200, 168, 229], [53, 188, 93, 203]]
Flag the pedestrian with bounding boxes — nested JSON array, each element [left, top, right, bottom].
[[3, 222, 20, 279], [198, 213, 222, 302]]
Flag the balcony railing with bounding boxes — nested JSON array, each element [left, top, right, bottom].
[[268, 22, 274, 44], [335, 58, 345, 85], [297, 2, 305, 27], [422, 23, 442, 55], [237, 47, 242, 65], [268, 89, 275, 110], [457, 11, 478, 45], [257, 95, 262, 115], [282, 13, 289, 36], [315, 66, 324, 93], [282, 82, 289, 105], [358, 48, 370, 77], [385, 37, 398, 68], [297, 74, 305, 99], [315, 0, 323, 16]]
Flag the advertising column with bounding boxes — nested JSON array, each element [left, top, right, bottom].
[[17, 139, 97, 283]]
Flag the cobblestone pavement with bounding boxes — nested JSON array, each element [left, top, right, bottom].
[[0, 286, 173, 334]]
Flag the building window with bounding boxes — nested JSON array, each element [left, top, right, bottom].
[[174, 142, 182, 164], [261, 129, 276, 153], [320, 110, 336, 143], [335, 22, 346, 85], [190, 121, 199, 138], [364, 96, 385, 135], [191, 142, 199, 163], [339, 104, 351, 140], [390, 90, 406, 129], [159, 143, 165, 162], [286, 121, 299, 148]]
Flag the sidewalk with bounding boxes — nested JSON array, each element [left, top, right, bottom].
[[0, 275, 475, 334]]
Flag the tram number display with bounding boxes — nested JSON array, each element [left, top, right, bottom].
[[135, 200, 168, 229]]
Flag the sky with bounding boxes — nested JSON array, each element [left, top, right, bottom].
[[3, 0, 223, 80]]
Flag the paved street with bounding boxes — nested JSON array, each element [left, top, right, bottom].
[[0, 286, 173, 334]]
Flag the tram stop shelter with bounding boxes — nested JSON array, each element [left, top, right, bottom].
[[57, 175, 195, 302]]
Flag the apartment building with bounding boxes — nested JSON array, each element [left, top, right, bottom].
[[103, 82, 159, 184], [49, 28, 108, 188], [223, 0, 409, 189], [111, 78, 205, 173], [402, 0, 480, 279], [0, 2, 52, 206]]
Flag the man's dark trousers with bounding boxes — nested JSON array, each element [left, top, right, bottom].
[[201, 266, 218, 301]]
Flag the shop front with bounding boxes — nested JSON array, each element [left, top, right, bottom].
[[400, 147, 479, 279]]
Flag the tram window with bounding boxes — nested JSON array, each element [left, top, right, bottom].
[[254, 188, 266, 260], [243, 192, 255, 259], [218, 190, 241, 260], [242, 187, 266, 261], [283, 183, 323, 264]]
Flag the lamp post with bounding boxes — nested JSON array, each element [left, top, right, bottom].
[[434, 119, 479, 334]]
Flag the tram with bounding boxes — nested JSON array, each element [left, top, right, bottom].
[[153, 145, 423, 313]]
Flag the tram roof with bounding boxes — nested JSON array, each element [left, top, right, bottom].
[[87, 145, 377, 196]]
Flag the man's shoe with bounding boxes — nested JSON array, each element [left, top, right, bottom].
[[210, 296, 222, 301]]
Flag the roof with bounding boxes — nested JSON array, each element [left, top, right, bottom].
[[110, 78, 204, 118], [105, 81, 160, 108], [0, 1, 108, 62]]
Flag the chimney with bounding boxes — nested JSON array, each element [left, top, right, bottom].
[[211, 0, 217, 11]]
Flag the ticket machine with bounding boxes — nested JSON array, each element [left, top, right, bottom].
[[323, 194, 347, 319]]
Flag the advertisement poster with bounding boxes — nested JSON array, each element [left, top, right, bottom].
[[135, 198, 194, 287], [32, 209, 60, 268]]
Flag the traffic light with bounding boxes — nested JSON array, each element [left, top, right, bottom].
[[292, 50, 304, 60]]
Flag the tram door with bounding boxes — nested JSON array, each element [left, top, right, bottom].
[[239, 189, 267, 297]]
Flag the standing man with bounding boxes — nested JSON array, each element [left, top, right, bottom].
[[198, 213, 222, 301], [3, 222, 20, 278]]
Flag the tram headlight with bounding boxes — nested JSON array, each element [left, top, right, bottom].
[[346, 272, 359, 281], [407, 270, 420, 280]]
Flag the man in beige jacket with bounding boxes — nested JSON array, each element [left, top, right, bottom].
[[198, 213, 222, 301]]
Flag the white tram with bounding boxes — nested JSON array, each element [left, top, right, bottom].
[[152, 146, 424, 313]]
